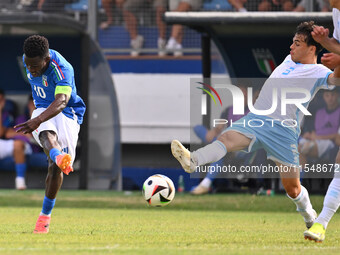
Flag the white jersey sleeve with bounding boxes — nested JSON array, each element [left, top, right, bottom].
[[333, 8, 340, 42]]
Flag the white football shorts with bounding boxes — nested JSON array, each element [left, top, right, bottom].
[[315, 139, 335, 157], [299, 138, 335, 157], [0, 139, 32, 159], [31, 108, 80, 164]]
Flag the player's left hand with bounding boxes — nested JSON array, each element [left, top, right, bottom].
[[14, 117, 41, 134], [321, 53, 340, 70]]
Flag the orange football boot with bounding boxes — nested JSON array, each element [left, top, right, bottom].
[[33, 215, 51, 234], [55, 154, 73, 175]]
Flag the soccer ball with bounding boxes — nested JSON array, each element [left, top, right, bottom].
[[142, 174, 175, 207]]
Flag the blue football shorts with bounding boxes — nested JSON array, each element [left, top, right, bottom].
[[222, 113, 299, 167]]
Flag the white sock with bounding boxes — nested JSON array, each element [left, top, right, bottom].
[[193, 140, 227, 166], [316, 176, 340, 229], [40, 212, 51, 217], [200, 177, 212, 188], [287, 185, 314, 222]]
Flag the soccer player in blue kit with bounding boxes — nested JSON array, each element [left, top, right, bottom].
[[15, 35, 86, 233]]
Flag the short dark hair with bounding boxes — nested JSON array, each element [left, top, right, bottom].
[[296, 21, 323, 55], [0, 89, 4, 96], [23, 35, 49, 58]]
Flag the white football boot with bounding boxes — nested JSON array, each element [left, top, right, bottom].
[[171, 140, 197, 173]]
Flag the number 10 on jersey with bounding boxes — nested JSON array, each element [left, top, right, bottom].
[[33, 85, 46, 98]]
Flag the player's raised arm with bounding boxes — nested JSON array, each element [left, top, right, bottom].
[[14, 93, 70, 134], [312, 25, 340, 55]]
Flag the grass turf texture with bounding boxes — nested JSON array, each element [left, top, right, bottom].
[[0, 190, 339, 255]]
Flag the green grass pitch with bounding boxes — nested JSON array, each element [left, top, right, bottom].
[[0, 190, 339, 255]]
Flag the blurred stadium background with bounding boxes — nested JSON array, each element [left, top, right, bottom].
[[0, 0, 336, 194]]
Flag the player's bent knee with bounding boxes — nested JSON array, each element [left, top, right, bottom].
[[285, 186, 300, 198], [39, 131, 60, 149], [281, 178, 301, 198], [39, 130, 57, 141], [218, 132, 233, 148], [218, 131, 250, 152]]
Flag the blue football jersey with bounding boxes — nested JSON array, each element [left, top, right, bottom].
[[23, 49, 86, 124]]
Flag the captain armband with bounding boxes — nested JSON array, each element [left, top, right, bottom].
[[55, 86, 72, 97]]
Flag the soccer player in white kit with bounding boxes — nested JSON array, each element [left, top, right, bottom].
[[172, 21, 340, 232], [303, 0, 340, 242]]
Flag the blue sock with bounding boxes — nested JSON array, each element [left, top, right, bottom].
[[49, 148, 62, 163], [15, 163, 27, 178], [41, 196, 56, 216]]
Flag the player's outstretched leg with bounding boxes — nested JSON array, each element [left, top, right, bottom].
[[172, 132, 249, 176], [171, 139, 228, 173]]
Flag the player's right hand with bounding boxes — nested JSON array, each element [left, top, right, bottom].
[[14, 117, 41, 134], [311, 25, 329, 44]]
